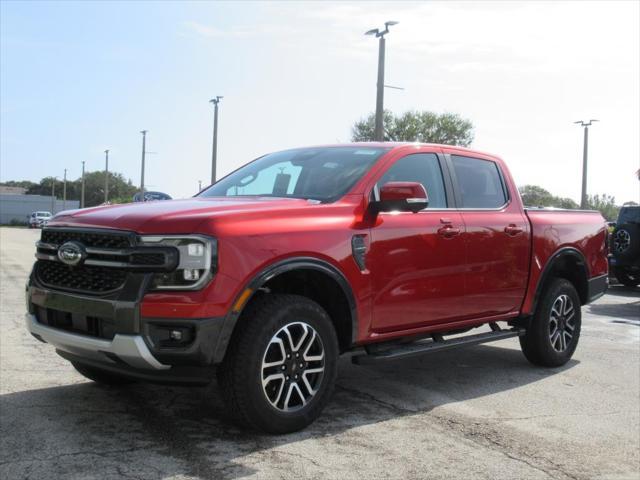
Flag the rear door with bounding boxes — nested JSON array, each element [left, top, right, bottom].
[[369, 150, 467, 333], [446, 153, 530, 317]]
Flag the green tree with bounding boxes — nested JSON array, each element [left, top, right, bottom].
[[0, 180, 38, 190], [25, 171, 137, 207], [80, 171, 138, 207], [352, 110, 474, 146], [586, 194, 619, 221], [519, 185, 578, 209], [519, 185, 555, 207]]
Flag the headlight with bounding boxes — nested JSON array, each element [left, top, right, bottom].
[[138, 235, 217, 290]]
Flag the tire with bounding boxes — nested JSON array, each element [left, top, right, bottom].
[[614, 266, 640, 287], [217, 294, 339, 434], [72, 362, 136, 385], [519, 278, 581, 367], [612, 223, 640, 261]]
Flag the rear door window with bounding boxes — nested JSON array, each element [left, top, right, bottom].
[[378, 153, 447, 208], [451, 155, 507, 208]]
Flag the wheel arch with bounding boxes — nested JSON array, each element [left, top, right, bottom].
[[214, 257, 358, 362], [532, 248, 590, 313]]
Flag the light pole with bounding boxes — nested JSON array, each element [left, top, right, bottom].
[[63, 169, 67, 211], [209, 96, 223, 184], [574, 119, 598, 209], [104, 149, 110, 203], [50, 177, 56, 214], [365, 21, 398, 142], [140, 130, 147, 196], [81, 161, 86, 208]]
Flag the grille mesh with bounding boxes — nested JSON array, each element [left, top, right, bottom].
[[42, 229, 131, 249], [37, 260, 127, 294]]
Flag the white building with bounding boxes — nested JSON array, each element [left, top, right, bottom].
[[0, 194, 80, 224]]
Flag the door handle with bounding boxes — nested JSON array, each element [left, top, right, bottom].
[[504, 224, 524, 236], [438, 225, 461, 237]]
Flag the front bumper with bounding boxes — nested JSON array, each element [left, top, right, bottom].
[[26, 313, 168, 370], [26, 270, 228, 384]]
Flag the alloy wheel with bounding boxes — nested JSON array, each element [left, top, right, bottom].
[[614, 229, 631, 254], [261, 322, 325, 412], [549, 294, 576, 352]]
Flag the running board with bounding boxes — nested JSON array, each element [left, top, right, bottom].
[[351, 327, 525, 365]]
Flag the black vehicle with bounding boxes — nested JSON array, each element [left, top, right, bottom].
[[132, 191, 172, 202], [610, 205, 640, 287]]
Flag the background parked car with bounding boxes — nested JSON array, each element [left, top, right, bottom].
[[28, 211, 52, 229], [609, 205, 640, 287]]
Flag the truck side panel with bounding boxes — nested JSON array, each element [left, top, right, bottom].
[[521, 209, 608, 315]]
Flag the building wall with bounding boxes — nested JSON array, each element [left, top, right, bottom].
[[0, 194, 80, 224]]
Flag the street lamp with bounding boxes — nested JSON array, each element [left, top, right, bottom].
[[365, 21, 398, 141], [50, 177, 56, 214], [140, 130, 147, 195], [574, 119, 598, 209], [210, 96, 223, 184], [63, 169, 67, 211], [104, 149, 110, 203], [80, 161, 86, 208]]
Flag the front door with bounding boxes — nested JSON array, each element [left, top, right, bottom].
[[369, 152, 467, 333]]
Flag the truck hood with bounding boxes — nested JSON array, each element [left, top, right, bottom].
[[48, 197, 314, 234]]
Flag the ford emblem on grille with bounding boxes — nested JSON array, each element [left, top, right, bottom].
[[57, 241, 86, 266]]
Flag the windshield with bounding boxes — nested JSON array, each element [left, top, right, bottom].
[[199, 146, 389, 202]]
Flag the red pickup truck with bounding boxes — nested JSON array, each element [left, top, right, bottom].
[[26, 143, 608, 433]]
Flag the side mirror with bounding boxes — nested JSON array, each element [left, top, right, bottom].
[[376, 182, 429, 213]]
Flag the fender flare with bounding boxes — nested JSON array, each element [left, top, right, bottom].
[[213, 257, 358, 362], [531, 247, 589, 314]]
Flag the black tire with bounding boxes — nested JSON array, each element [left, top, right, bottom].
[[614, 266, 640, 287], [72, 362, 136, 385], [612, 223, 640, 261], [519, 278, 581, 367], [217, 294, 339, 434]]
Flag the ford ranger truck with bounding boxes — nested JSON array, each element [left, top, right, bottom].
[[26, 143, 609, 433]]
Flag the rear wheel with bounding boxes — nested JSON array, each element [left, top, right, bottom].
[[217, 294, 338, 434], [72, 362, 135, 385], [520, 278, 581, 367]]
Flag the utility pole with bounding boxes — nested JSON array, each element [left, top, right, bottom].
[[81, 161, 86, 208], [50, 177, 56, 214], [574, 120, 598, 209], [365, 21, 398, 141], [140, 130, 147, 196], [63, 169, 67, 211], [104, 149, 110, 203], [209, 96, 223, 183], [198, 180, 202, 192]]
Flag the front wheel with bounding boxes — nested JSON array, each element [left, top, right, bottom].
[[520, 278, 582, 367], [217, 294, 338, 434]]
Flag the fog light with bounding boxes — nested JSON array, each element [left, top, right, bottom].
[[183, 269, 200, 281], [169, 330, 183, 341]]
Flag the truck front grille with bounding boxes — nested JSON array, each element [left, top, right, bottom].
[[36, 260, 128, 294], [41, 229, 133, 249]]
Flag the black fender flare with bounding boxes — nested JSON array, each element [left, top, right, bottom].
[[531, 247, 589, 314], [213, 257, 358, 362]]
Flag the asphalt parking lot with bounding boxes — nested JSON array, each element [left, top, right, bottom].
[[1, 227, 638, 480]]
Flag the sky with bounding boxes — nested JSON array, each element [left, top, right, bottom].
[[1, 0, 639, 203]]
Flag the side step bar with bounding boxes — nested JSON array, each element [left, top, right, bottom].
[[352, 325, 525, 365]]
